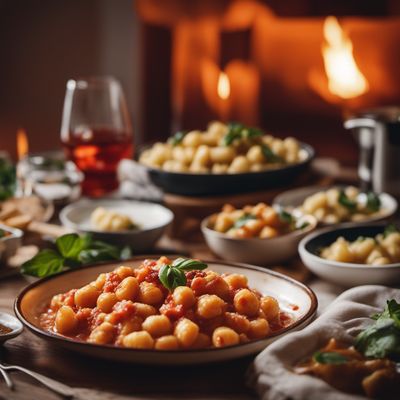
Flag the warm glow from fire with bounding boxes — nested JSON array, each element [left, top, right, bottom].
[[322, 16, 369, 99], [217, 72, 230, 100], [17, 128, 28, 160]]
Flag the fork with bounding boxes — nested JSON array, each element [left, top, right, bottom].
[[0, 362, 75, 398], [0, 366, 14, 390]]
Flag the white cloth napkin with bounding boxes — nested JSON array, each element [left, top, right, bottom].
[[248, 285, 400, 400]]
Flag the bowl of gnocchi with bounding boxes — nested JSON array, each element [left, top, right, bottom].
[[138, 121, 314, 196], [59, 199, 173, 251], [299, 223, 400, 286], [273, 185, 397, 225], [15, 256, 317, 364], [202, 203, 317, 265]]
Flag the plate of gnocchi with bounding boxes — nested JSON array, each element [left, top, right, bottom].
[[299, 223, 400, 286], [15, 256, 317, 364], [139, 121, 314, 195], [59, 199, 173, 251]]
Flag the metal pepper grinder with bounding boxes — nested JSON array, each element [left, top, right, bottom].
[[344, 107, 400, 198]]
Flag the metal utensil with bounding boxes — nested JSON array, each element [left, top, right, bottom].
[[0, 362, 74, 398], [0, 366, 14, 390]]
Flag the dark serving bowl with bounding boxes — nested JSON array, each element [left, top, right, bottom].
[[143, 142, 315, 196]]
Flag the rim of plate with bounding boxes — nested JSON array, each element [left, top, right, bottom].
[[201, 214, 317, 243], [15, 255, 318, 355], [299, 224, 400, 269], [59, 200, 174, 235], [142, 142, 315, 177]]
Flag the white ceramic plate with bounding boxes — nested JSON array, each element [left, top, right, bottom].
[[15, 257, 317, 365], [59, 199, 174, 251], [273, 186, 398, 225], [299, 223, 400, 287], [0, 311, 23, 343]]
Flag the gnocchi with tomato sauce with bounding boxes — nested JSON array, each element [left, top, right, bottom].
[[208, 202, 310, 239], [139, 121, 307, 174], [39, 257, 293, 350], [320, 227, 400, 265]]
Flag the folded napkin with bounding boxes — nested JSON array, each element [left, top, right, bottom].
[[248, 285, 400, 400], [118, 159, 163, 201]]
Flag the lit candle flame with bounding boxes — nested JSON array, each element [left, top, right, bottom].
[[322, 16, 369, 99], [17, 128, 29, 160], [217, 71, 230, 100]]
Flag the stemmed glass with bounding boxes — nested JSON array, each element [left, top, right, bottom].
[[61, 77, 133, 197]]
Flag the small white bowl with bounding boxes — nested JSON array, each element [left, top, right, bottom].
[[0, 224, 23, 263], [273, 186, 398, 225], [299, 223, 400, 287], [201, 214, 317, 266], [60, 199, 174, 252], [0, 311, 23, 343]]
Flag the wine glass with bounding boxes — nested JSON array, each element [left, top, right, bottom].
[[60, 77, 133, 197]]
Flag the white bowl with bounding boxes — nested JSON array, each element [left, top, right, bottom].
[[0, 311, 23, 343], [299, 223, 400, 287], [201, 214, 317, 266], [273, 186, 398, 225], [15, 257, 317, 365], [59, 199, 174, 252], [0, 224, 23, 263]]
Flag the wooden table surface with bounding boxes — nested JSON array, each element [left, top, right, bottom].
[[0, 236, 268, 400]]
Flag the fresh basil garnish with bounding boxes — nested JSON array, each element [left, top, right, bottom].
[[338, 190, 357, 212], [384, 224, 399, 238], [279, 210, 294, 224], [21, 233, 132, 278], [261, 144, 284, 163], [222, 122, 263, 146], [365, 192, 381, 213], [232, 213, 257, 229], [313, 351, 348, 365], [158, 258, 207, 291], [168, 131, 187, 146]]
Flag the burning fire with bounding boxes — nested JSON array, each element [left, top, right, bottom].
[[322, 16, 369, 99], [17, 128, 28, 160], [217, 71, 230, 100]]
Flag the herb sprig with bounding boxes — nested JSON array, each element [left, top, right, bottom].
[[158, 258, 207, 291], [261, 144, 284, 164], [338, 190, 357, 212], [21, 233, 132, 278], [222, 122, 263, 146], [168, 131, 187, 146], [365, 192, 381, 213]]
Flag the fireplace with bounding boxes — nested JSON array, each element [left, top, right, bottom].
[[135, 0, 400, 164]]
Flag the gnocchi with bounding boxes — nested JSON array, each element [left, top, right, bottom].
[[40, 257, 293, 350], [139, 121, 306, 174], [90, 207, 137, 232]]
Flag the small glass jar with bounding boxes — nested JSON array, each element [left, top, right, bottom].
[[17, 151, 83, 203]]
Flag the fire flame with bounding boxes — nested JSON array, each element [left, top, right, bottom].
[[17, 128, 28, 160], [217, 71, 230, 100], [322, 16, 369, 99]]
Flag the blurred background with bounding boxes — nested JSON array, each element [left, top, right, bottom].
[[1, 0, 400, 164]]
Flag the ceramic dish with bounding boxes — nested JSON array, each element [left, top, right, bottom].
[[142, 142, 314, 196], [15, 257, 317, 365], [0, 311, 23, 343], [201, 214, 317, 265], [0, 224, 23, 263], [299, 223, 400, 287], [59, 199, 174, 251], [273, 186, 397, 225]]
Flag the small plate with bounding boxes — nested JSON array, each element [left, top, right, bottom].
[[273, 186, 397, 225], [59, 199, 174, 251], [15, 257, 317, 365], [0, 224, 24, 263], [299, 223, 400, 287], [0, 311, 23, 343]]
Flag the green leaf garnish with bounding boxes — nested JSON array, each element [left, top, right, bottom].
[[232, 213, 257, 229], [158, 258, 207, 291], [222, 122, 263, 146], [21, 233, 132, 278], [261, 144, 284, 164], [384, 224, 399, 238], [168, 131, 187, 146], [365, 192, 381, 212], [279, 210, 294, 224], [0, 158, 16, 201], [313, 351, 348, 365], [338, 190, 357, 211]]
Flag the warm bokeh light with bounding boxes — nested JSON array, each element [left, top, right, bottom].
[[217, 71, 231, 100], [17, 128, 28, 160], [323, 16, 369, 99]]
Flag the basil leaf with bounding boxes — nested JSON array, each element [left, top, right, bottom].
[[56, 233, 91, 260], [338, 190, 357, 211], [233, 213, 257, 229], [366, 192, 381, 212], [384, 224, 399, 238], [388, 300, 400, 328], [168, 131, 187, 146], [171, 267, 187, 287], [279, 210, 294, 224], [222, 122, 263, 146], [159, 264, 171, 290], [313, 351, 348, 365], [172, 258, 207, 271], [296, 221, 310, 230], [261, 144, 284, 163], [79, 247, 120, 265], [21, 249, 65, 277]]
